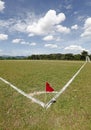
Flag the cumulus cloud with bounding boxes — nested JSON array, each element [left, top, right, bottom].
[[27, 10, 66, 35], [12, 38, 23, 43], [71, 24, 78, 30], [45, 43, 58, 48], [12, 39, 29, 45], [81, 17, 91, 37], [43, 35, 54, 41], [56, 25, 70, 33], [12, 38, 36, 46], [0, 34, 8, 40], [0, 10, 69, 37], [0, 0, 5, 12], [64, 45, 87, 52]]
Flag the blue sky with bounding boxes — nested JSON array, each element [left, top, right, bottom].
[[0, 0, 91, 56]]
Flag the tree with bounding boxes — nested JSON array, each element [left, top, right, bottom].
[[64, 53, 74, 60], [74, 54, 81, 60], [81, 50, 88, 60]]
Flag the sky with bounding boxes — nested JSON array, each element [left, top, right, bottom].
[[0, 0, 91, 56]]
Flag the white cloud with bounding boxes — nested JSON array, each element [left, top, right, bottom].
[[64, 45, 87, 52], [12, 38, 36, 46], [0, 34, 8, 40], [45, 43, 58, 48], [20, 41, 37, 46], [11, 21, 27, 33], [71, 24, 78, 30], [12, 39, 23, 43], [0, 17, 29, 33], [27, 10, 66, 35], [21, 41, 29, 45], [43, 35, 54, 41], [0, 10, 69, 38], [28, 33, 34, 37], [56, 25, 70, 33], [81, 17, 91, 37], [12, 39, 29, 45], [0, 0, 5, 12], [0, 19, 15, 29], [30, 42, 36, 46]]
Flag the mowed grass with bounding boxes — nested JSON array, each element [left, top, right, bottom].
[[0, 60, 91, 130]]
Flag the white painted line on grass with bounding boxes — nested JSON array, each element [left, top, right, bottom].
[[45, 62, 87, 109], [0, 77, 45, 108], [29, 91, 58, 96]]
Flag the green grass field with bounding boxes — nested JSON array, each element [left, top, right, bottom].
[[0, 60, 91, 130]]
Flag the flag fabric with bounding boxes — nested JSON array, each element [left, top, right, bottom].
[[46, 82, 54, 92]]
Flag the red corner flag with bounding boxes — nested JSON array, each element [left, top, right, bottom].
[[46, 82, 54, 92]]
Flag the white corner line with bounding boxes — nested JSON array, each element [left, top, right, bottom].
[[45, 62, 87, 109], [0, 77, 45, 108], [28, 91, 58, 96]]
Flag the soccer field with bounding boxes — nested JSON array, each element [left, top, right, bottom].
[[0, 60, 91, 130]]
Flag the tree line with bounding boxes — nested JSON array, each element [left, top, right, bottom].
[[28, 51, 91, 61], [0, 51, 91, 60]]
